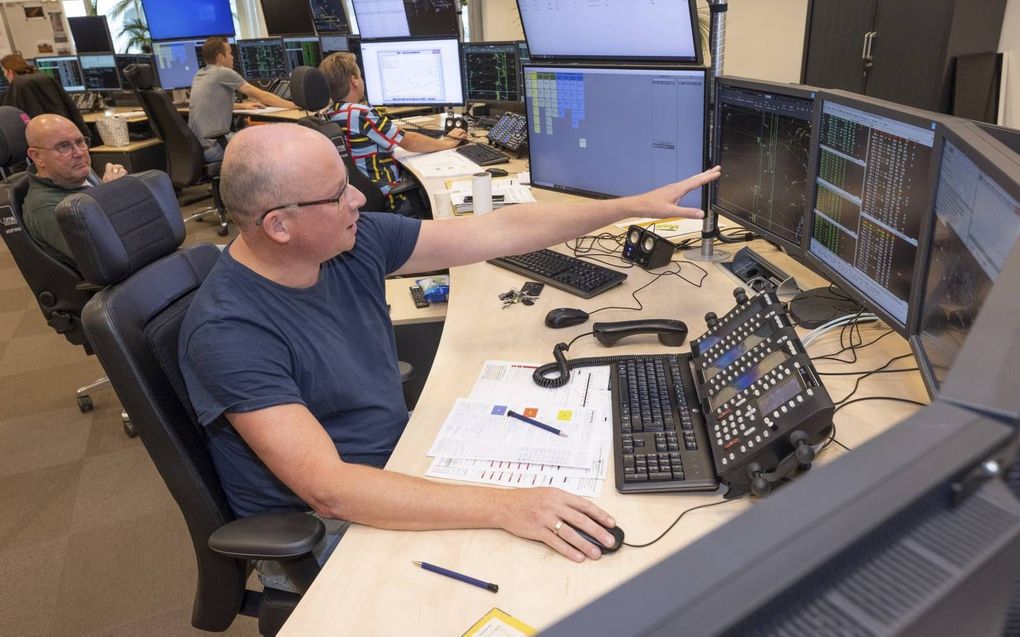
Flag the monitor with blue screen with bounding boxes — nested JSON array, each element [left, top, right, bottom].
[[151, 40, 203, 90], [141, 0, 234, 41], [522, 64, 707, 209]]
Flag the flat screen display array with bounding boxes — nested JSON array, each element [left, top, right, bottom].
[[360, 37, 462, 106], [141, 0, 234, 41], [808, 98, 937, 330], [462, 42, 520, 102], [237, 38, 289, 81], [351, 0, 459, 39], [913, 127, 1020, 393], [713, 80, 816, 252], [523, 65, 706, 209], [152, 40, 203, 89], [79, 54, 121, 91], [261, 0, 316, 36], [310, 0, 352, 34], [284, 37, 323, 69], [35, 56, 85, 92], [68, 16, 115, 54], [516, 0, 698, 61]]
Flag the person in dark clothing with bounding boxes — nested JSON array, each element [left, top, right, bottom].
[[1, 54, 89, 137]]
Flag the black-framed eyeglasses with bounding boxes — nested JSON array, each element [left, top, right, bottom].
[[255, 176, 350, 226], [30, 135, 91, 157]]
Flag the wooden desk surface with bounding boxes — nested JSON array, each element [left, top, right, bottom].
[[82, 107, 149, 124], [281, 171, 928, 634]]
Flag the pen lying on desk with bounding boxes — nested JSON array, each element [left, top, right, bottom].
[[506, 410, 568, 437], [412, 561, 499, 593]]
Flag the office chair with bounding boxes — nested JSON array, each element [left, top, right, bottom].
[[55, 171, 326, 636], [0, 71, 90, 138], [0, 106, 133, 436], [288, 66, 429, 217], [122, 63, 230, 236]]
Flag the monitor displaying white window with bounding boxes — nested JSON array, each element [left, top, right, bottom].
[[360, 37, 462, 106]]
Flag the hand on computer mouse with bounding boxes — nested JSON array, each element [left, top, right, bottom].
[[496, 487, 619, 562]]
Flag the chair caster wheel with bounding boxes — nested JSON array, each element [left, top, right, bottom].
[[218, 225, 229, 236], [123, 417, 137, 438], [78, 396, 93, 412]]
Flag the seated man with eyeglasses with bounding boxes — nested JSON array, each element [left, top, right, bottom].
[[23, 114, 127, 268]]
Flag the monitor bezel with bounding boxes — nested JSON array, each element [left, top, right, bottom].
[[515, 0, 702, 64], [142, 0, 235, 41], [711, 75, 819, 257], [309, 0, 352, 35], [33, 55, 86, 93], [350, 0, 460, 41], [522, 62, 709, 211], [461, 40, 522, 104], [906, 119, 1020, 398], [260, 0, 317, 37], [358, 36, 464, 108], [803, 88, 946, 336], [78, 53, 123, 92], [67, 16, 116, 55], [235, 37, 289, 82]]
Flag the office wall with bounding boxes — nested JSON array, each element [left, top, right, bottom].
[[477, 0, 522, 42], [1000, 0, 1020, 127], [722, 0, 808, 83]]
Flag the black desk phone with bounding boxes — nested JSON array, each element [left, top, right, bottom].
[[534, 289, 834, 496], [486, 112, 527, 153]]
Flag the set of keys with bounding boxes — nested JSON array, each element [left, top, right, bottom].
[[499, 288, 538, 308]]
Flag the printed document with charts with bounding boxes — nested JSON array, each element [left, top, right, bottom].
[[425, 361, 612, 497]]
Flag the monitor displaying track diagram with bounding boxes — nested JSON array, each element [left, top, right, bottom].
[[310, 0, 352, 34], [284, 36, 323, 69], [351, 0, 459, 39], [462, 42, 520, 102], [360, 37, 462, 106], [237, 38, 288, 81]]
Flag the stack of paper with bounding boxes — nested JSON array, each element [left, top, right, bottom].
[[425, 361, 612, 497], [444, 177, 537, 214]]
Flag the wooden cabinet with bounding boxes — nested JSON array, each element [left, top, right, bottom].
[[801, 0, 1006, 112]]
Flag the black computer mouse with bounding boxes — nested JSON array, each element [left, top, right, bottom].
[[545, 307, 590, 328], [565, 521, 625, 553], [486, 167, 509, 177]]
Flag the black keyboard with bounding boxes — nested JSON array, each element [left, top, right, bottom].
[[612, 355, 719, 493], [488, 249, 627, 298], [401, 123, 446, 138], [455, 142, 510, 166]]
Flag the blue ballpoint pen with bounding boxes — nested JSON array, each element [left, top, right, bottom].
[[506, 410, 568, 437], [412, 561, 499, 592]]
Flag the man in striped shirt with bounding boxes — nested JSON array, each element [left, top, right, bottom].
[[321, 53, 466, 212]]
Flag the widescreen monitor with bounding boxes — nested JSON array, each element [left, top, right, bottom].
[[523, 64, 707, 209], [141, 0, 234, 41], [236, 38, 289, 82], [351, 0, 459, 39], [712, 76, 817, 255], [462, 42, 520, 103], [284, 36, 323, 70], [320, 35, 349, 54], [151, 40, 202, 89], [516, 0, 699, 62], [310, 0, 351, 34], [35, 56, 85, 92], [359, 37, 462, 107], [79, 54, 121, 91], [908, 120, 1020, 397], [114, 54, 156, 88], [260, 0, 315, 36], [68, 16, 115, 54], [805, 90, 941, 334]]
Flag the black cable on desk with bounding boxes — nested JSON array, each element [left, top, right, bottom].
[[622, 496, 741, 549], [832, 353, 919, 406], [834, 395, 927, 414]]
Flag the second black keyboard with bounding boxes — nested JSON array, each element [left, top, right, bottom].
[[456, 142, 510, 166], [488, 249, 627, 298]]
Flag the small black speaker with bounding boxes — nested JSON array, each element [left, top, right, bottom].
[[621, 225, 674, 270]]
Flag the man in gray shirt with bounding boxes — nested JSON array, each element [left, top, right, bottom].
[[188, 37, 296, 161]]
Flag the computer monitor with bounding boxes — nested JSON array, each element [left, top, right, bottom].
[[236, 38, 289, 82], [310, 0, 352, 34], [114, 55, 156, 88], [523, 64, 707, 209], [67, 16, 115, 54], [907, 120, 1020, 398], [260, 0, 315, 36], [283, 36, 323, 70], [805, 90, 942, 334], [542, 399, 1020, 636], [194, 38, 241, 75], [711, 76, 818, 255], [79, 54, 122, 92], [320, 34, 350, 54], [34, 56, 85, 92], [359, 37, 462, 107], [462, 42, 520, 103], [151, 40, 203, 90], [516, 0, 700, 62], [141, 0, 234, 41], [351, 0, 459, 39]]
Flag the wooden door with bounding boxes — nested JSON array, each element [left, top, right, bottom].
[[801, 0, 878, 94]]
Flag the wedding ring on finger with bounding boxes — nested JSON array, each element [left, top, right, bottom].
[[553, 520, 564, 536]]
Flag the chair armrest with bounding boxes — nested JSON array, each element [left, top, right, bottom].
[[75, 282, 102, 292], [390, 181, 420, 196], [209, 511, 324, 561]]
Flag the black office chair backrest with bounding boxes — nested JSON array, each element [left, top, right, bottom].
[[55, 171, 247, 631], [288, 66, 387, 212], [0, 106, 30, 176], [1, 72, 90, 137], [123, 64, 207, 190]]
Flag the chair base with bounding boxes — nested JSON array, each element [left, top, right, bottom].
[[75, 376, 136, 437], [183, 206, 229, 236]]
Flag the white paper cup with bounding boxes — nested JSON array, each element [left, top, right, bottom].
[[433, 190, 453, 217], [472, 172, 493, 215]]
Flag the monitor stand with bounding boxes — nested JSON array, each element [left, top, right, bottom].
[[788, 287, 862, 328]]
